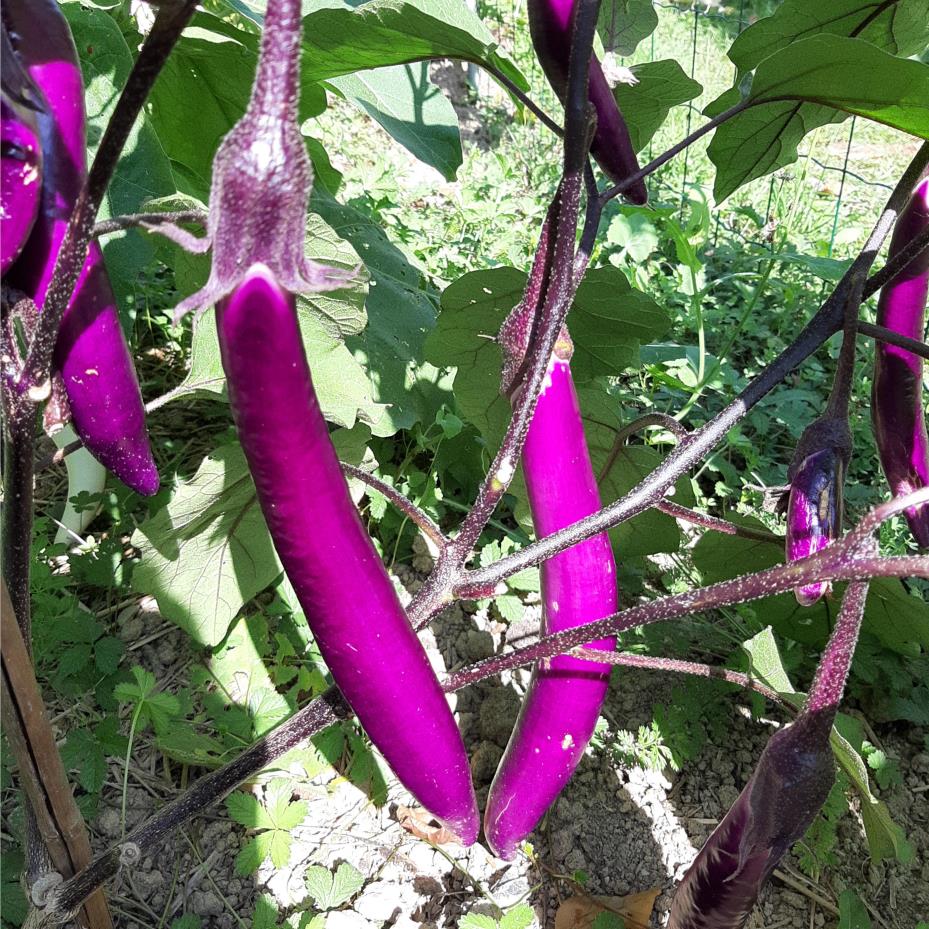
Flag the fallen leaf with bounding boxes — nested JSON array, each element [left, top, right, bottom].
[[554, 888, 661, 929], [396, 805, 458, 845]]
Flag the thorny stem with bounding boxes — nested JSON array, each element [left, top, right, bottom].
[[570, 648, 785, 705], [805, 579, 870, 718], [459, 142, 929, 596], [16, 0, 198, 397], [33, 499, 927, 924]]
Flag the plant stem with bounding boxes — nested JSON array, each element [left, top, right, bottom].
[[857, 320, 929, 360], [2, 407, 36, 639], [599, 101, 750, 205], [863, 223, 929, 297], [121, 705, 144, 840], [92, 210, 207, 238], [340, 463, 447, 549], [656, 500, 782, 544], [570, 648, 786, 705], [805, 579, 870, 717]]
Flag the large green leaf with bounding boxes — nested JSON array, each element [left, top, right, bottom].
[[224, 0, 524, 90], [131, 443, 281, 646], [747, 36, 929, 135], [693, 522, 929, 655], [597, 0, 659, 57], [328, 63, 463, 180], [132, 430, 369, 646], [64, 4, 176, 307], [298, 0, 527, 90], [613, 60, 702, 154], [729, 0, 929, 75], [312, 188, 452, 436], [570, 266, 672, 381], [426, 266, 523, 445], [709, 35, 929, 201]]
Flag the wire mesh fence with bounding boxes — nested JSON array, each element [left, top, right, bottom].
[[478, 0, 911, 264]]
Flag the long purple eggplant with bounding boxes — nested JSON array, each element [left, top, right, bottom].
[[667, 710, 835, 928], [872, 178, 929, 547], [668, 581, 869, 929], [486, 270, 617, 858], [4, 0, 159, 495], [528, 0, 647, 204], [1, 91, 42, 273], [216, 263, 478, 842]]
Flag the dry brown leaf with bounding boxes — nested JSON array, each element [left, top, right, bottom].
[[554, 887, 661, 929], [396, 805, 458, 845]]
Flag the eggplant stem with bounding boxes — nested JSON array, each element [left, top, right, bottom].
[[857, 320, 929, 361], [570, 648, 786, 706]]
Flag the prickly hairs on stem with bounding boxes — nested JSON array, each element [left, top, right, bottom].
[[170, 0, 352, 322]]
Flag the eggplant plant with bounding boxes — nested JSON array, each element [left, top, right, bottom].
[[2, 1, 928, 927]]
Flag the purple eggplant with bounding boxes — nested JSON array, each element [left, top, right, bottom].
[[1, 91, 42, 273], [785, 446, 844, 605], [4, 0, 158, 495], [485, 305, 617, 858], [872, 178, 929, 547], [528, 0, 647, 204], [216, 263, 478, 842], [667, 710, 835, 929], [669, 579, 869, 929], [783, 416, 850, 606]]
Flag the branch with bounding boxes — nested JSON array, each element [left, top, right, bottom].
[[857, 320, 929, 361], [92, 209, 207, 238], [340, 463, 447, 550], [570, 648, 786, 705], [446, 550, 926, 692], [480, 63, 563, 138], [656, 500, 782, 545], [459, 142, 929, 595], [863, 223, 929, 298], [599, 100, 750, 205]]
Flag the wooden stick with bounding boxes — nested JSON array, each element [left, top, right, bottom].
[[1, 580, 113, 928]]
